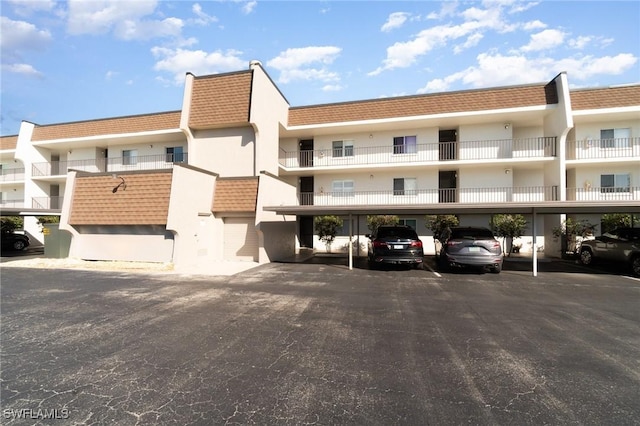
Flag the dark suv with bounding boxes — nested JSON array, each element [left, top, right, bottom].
[[580, 227, 640, 276], [367, 225, 424, 269]]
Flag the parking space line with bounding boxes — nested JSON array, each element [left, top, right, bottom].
[[424, 263, 442, 278]]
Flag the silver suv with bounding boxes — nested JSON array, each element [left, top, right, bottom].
[[580, 228, 640, 276]]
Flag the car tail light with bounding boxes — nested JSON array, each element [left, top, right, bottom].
[[447, 241, 462, 247], [410, 241, 422, 248], [373, 241, 387, 248]]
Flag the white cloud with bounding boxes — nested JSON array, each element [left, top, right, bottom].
[[267, 46, 342, 84], [6, 0, 55, 16], [418, 51, 639, 93], [426, 2, 458, 20], [522, 20, 546, 31], [381, 12, 410, 32], [556, 53, 638, 80], [242, 1, 257, 14], [152, 47, 246, 84], [2, 63, 44, 78], [105, 70, 118, 80], [66, 0, 182, 40], [322, 84, 344, 92], [568, 36, 592, 50], [520, 29, 566, 52], [0, 16, 52, 66], [192, 3, 217, 25], [115, 17, 183, 41], [454, 32, 483, 54], [370, 2, 511, 76]]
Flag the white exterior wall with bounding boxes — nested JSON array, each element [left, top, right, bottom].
[[190, 127, 256, 177], [166, 165, 220, 268], [255, 172, 298, 262], [249, 64, 290, 176]]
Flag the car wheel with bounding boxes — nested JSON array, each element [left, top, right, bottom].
[[491, 264, 501, 274], [580, 248, 593, 266], [12, 240, 26, 251], [631, 256, 640, 277]]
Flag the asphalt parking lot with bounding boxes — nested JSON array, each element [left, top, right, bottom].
[[1, 260, 639, 425]]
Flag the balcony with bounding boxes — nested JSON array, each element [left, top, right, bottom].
[[32, 196, 64, 210], [280, 138, 557, 169], [1, 168, 25, 182], [32, 153, 188, 177], [300, 186, 560, 206], [0, 199, 25, 208], [567, 187, 640, 202], [567, 137, 640, 161]]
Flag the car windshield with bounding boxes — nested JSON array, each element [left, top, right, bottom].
[[377, 228, 418, 239], [450, 228, 494, 239]]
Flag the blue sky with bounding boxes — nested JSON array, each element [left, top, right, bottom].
[[1, 0, 639, 136]]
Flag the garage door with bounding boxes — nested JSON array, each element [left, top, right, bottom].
[[224, 217, 259, 261]]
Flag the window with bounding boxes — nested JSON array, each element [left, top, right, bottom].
[[332, 180, 354, 196], [601, 173, 630, 193], [393, 136, 417, 154], [166, 146, 185, 163], [332, 140, 354, 157], [399, 219, 417, 230], [600, 128, 631, 148], [393, 178, 417, 196], [122, 149, 137, 166]]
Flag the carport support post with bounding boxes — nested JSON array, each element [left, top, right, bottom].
[[532, 208, 538, 277], [348, 213, 353, 270]]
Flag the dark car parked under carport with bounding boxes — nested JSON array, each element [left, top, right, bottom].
[[1, 232, 30, 251]]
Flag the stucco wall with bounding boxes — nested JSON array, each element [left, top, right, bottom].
[[190, 127, 256, 177], [166, 164, 220, 268], [256, 172, 297, 262], [70, 229, 174, 262]]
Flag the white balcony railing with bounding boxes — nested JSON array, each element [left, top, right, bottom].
[[32, 196, 64, 210], [32, 153, 188, 177], [0, 168, 25, 182], [299, 186, 561, 206], [567, 187, 640, 202], [567, 137, 640, 160], [280, 138, 557, 169], [0, 199, 25, 208]]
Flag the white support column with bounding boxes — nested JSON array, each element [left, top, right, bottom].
[[532, 208, 538, 277], [348, 213, 353, 270]]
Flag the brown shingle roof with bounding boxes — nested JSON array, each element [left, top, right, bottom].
[[570, 85, 640, 110], [0, 135, 18, 151], [69, 171, 173, 225], [188, 71, 253, 129], [212, 177, 259, 213], [288, 83, 557, 126], [31, 111, 182, 141]]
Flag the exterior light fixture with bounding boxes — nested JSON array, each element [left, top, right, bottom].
[[112, 175, 126, 193]]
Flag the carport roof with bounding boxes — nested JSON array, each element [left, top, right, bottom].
[[264, 201, 640, 216]]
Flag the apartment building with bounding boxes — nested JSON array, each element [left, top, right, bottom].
[[1, 62, 638, 266]]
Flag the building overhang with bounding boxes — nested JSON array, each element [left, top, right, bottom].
[[264, 201, 640, 216], [0, 207, 61, 217]]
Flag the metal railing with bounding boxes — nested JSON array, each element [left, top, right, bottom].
[[32, 196, 64, 209], [299, 186, 560, 206], [567, 137, 640, 160], [567, 186, 640, 201], [0, 168, 25, 182], [32, 153, 188, 177], [0, 199, 25, 208], [280, 137, 557, 168]]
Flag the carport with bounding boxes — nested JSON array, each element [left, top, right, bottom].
[[265, 201, 640, 277]]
